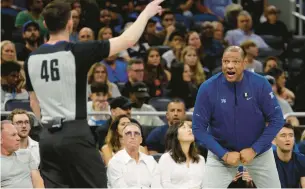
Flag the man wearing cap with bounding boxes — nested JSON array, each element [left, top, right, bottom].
[[95, 96, 133, 149], [129, 82, 164, 127], [17, 21, 40, 61], [256, 5, 290, 41]]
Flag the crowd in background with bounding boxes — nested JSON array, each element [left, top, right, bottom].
[[1, 0, 305, 188]]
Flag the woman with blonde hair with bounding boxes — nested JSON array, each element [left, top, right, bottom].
[[87, 63, 121, 98], [1, 40, 18, 64], [97, 27, 113, 40], [180, 46, 206, 87]]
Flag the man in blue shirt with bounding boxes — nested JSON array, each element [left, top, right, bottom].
[[102, 54, 128, 83], [273, 123, 305, 188], [193, 46, 284, 188]]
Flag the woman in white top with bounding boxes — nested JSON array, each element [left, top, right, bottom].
[[158, 121, 205, 188]]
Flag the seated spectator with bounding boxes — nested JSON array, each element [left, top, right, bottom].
[[1, 61, 28, 111], [273, 123, 305, 188], [158, 121, 205, 188], [263, 56, 279, 73], [162, 30, 185, 69], [146, 99, 186, 154], [229, 166, 255, 188], [119, 22, 150, 61], [1, 120, 44, 188], [87, 63, 121, 97], [129, 82, 164, 127], [203, 0, 233, 20], [167, 63, 198, 109], [17, 21, 40, 61], [15, 0, 47, 37], [180, 46, 206, 87], [7, 109, 40, 166], [256, 5, 290, 41], [87, 83, 111, 126], [96, 96, 132, 149], [1, 40, 18, 64], [97, 26, 113, 40], [186, 31, 202, 54], [267, 67, 295, 107], [101, 115, 148, 165], [142, 19, 163, 46], [107, 122, 160, 188], [98, 9, 117, 32], [299, 131, 305, 155], [212, 21, 225, 43], [102, 54, 128, 83], [157, 10, 177, 45], [71, 0, 81, 15], [240, 40, 263, 73], [143, 48, 170, 97], [223, 3, 243, 31], [225, 11, 269, 48], [265, 75, 299, 126], [122, 59, 145, 97], [78, 27, 95, 42], [70, 9, 80, 42]]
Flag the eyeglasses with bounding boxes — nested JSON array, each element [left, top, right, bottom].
[[124, 131, 141, 137], [14, 120, 30, 127]]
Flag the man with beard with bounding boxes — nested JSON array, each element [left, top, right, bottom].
[[17, 21, 40, 61], [15, 0, 47, 37], [273, 123, 305, 188], [129, 82, 164, 127], [146, 99, 186, 154], [7, 109, 40, 166], [102, 54, 128, 83]]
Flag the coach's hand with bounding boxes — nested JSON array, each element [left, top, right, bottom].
[[240, 148, 257, 165], [222, 152, 240, 166], [143, 0, 164, 18]]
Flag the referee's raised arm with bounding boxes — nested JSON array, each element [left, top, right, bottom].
[[108, 0, 164, 57]]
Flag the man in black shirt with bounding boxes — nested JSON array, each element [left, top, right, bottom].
[[24, 0, 164, 187]]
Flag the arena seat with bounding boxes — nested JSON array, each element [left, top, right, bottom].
[[260, 35, 284, 50], [153, 46, 171, 56], [148, 97, 172, 111], [4, 99, 31, 111], [141, 125, 157, 142]]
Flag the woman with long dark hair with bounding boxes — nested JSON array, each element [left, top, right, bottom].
[[158, 121, 205, 188], [167, 63, 198, 109]]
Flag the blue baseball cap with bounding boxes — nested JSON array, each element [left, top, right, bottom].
[[22, 21, 40, 33]]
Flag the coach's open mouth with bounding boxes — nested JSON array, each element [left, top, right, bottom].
[[227, 71, 236, 78]]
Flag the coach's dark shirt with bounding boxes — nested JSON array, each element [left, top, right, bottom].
[[24, 40, 110, 121]]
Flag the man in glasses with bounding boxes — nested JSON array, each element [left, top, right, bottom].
[[7, 109, 40, 166], [107, 122, 160, 188]]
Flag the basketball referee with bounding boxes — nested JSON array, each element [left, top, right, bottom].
[[24, 0, 163, 187]]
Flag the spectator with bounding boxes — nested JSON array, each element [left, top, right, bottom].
[[157, 10, 176, 45], [87, 63, 121, 97], [87, 83, 111, 127], [175, 0, 195, 16], [15, 0, 47, 37], [240, 40, 263, 73], [158, 120, 205, 188], [97, 26, 113, 40], [17, 21, 40, 61], [129, 82, 164, 127], [102, 54, 128, 83], [180, 46, 206, 87], [71, 0, 81, 15], [225, 11, 269, 48], [263, 56, 279, 73], [78, 27, 94, 42], [167, 63, 198, 109], [99, 9, 112, 28], [204, 0, 233, 20], [1, 40, 17, 64], [162, 30, 185, 69], [241, 0, 268, 29], [69, 9, 80, 42], [273, 123, 305, 188], [256, 5, 290, 41], [7, 109, 40, 165], [1, 61, 28, 111], [122, 59, 145, 97], [107, 122, 160, 188], [299, 131, 305, 155], [146, 99, 186, 154], [229, 167, 255, 188], [1, 120, 44, 188], [265, 75, 299, 127], [267, 67, 295, 107], [212, 21, 225, 42], [142, 19, 163, 46], [96, 96, 133, 149], [101, 115, 148, 165], [223, 3, 243, 31], [186, 31, 202, 52], [143, 48, 170, 97]]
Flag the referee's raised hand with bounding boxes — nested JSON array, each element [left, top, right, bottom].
[[142, 0, 164, 18]]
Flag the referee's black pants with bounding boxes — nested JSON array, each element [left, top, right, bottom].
[[39, 120, 107, 188]]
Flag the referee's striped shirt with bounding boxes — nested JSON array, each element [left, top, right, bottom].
[[24, 40, 110, 122]]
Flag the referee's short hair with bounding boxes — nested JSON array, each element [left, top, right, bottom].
[[42, 1, 71, 34]]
